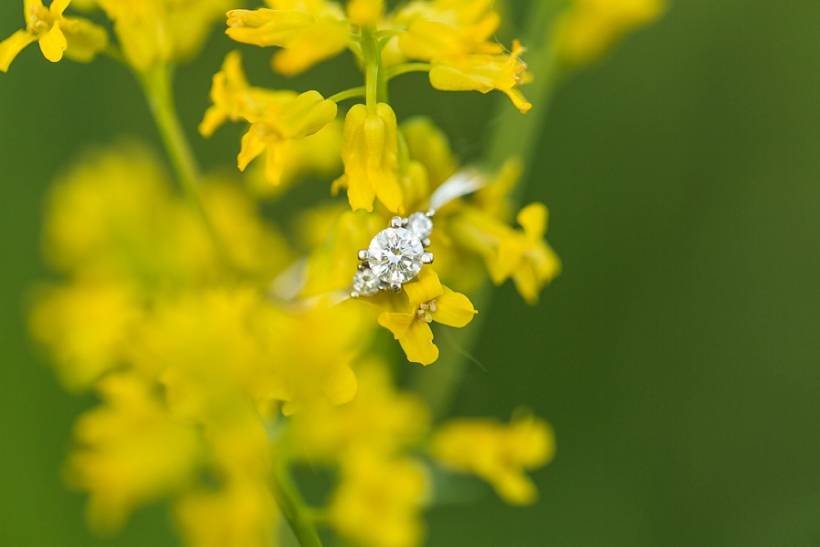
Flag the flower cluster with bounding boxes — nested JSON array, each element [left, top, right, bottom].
[[7, 0, 664, 546]]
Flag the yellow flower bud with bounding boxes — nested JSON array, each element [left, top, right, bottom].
[[346, 0, 384, 27], [339, 103, 404, 213]]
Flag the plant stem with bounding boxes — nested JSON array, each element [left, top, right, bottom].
[[410, 0, 566, 419], [385, 62, 432, 81], [137, 64, 233, 269], [361, 27, 388, 108], [328, 86, 367, 103], [271, 463, 325, 547]]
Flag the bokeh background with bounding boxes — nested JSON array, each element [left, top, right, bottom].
[[2, 0, 820, 545]]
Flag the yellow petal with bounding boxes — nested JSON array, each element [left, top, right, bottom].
[[198, 107, 227, 138], [39, 22, 67, 63], [432, 286, 477, 328], [378, 311, 415, 340], [516, 202, 547, 239], [263, 140, 288, 186], [0, 30, 37, 72], [50, 0, 71, 17], [429, 64, 493, 93], [60, 17, 109, 63], [493, 471, 538, 506], [505, 88, 532, 114], [237, 126, 267, 171], [404, 268, 442, 307], [270, 19, 349, 76], [321, 359, 358, 406], [393, 319, 438, 366]]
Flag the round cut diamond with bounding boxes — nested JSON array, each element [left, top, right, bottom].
[[407, 212, 433, 240], [368, 227, 424, 284], [352, 268, 380, 296]]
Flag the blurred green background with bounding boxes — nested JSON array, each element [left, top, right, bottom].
[[2, 0, 820, 546]]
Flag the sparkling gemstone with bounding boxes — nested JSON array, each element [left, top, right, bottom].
[[352, 268, 381, 296], [407, 212, 433, 240], [367, 227, 424, 284]]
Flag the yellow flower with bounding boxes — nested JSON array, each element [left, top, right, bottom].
[[554, 0, 665, 66], [41, 145, 203, 284], [378, 268, 477, 365], [337, 102, 405, 213], [66, 372, 202, 533], [237, 90, 339, 186], [245, 120, 344, 197], [200, 181, 293, 283], [130, 289, 270, 423], [198, 50, 253, 138], [226, 1, 350, 76], [29, 280, 141, 391], [512, 203, 562, 304], [429, 41, 533, 113], [95, 0, 232, 71], [286, 360, 430, 461], [330, 451, 428, 547], [174, 403, 276, 547], [0, 0, 108, 72], [449, 202, 561, 304], [395, 0, 502, 62], [259, 302, 372, 415], [431, 411, 555, 505], [174, 479, 277, 547]]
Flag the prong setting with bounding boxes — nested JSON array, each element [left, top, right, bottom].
[[351, 210, 437, 297]]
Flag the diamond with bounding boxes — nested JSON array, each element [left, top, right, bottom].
[[407, 212, 433, 240], [367, 227, 424, 284], [352, 268, 380, 296]]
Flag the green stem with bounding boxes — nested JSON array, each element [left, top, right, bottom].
[[385, 62, 432, 81], [272, 463, 325, 547], [411, 0, 566, 418], [137, 64, 233, 270], [361, 27, 388, 108], [328, 86, 367, 103]]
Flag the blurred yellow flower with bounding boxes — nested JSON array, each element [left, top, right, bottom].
[[66, 372, 202, 533], [0, 0, 108, 72], [29, 280, 141, 391], [175, 479, 277, 547], [432, 411, 555, 505], [286, 360, 430, 461], [338, 102, 405, 213], [95, 0, 232, 71], [226, 0, 350, 76], [554, 0, 665, 66], [330, 451, 428, 547], [395, 0, 502, 61], [378, 268, 476, 365]]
